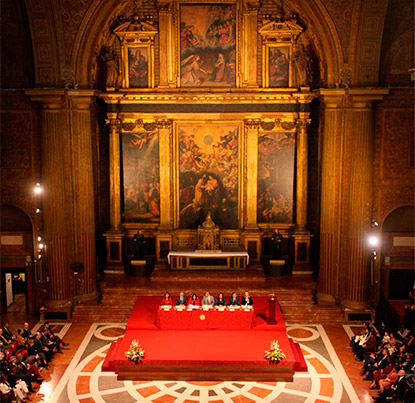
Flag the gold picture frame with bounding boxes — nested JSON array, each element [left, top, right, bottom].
[[176, 1, 240, 88], [114, 19, 158, 89]]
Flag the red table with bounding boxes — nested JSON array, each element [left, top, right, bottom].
[[156, 307, 255, 329]]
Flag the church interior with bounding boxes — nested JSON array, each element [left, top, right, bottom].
[[0, 0, 414, 402]]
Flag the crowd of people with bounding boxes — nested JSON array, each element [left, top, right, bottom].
[[161, 291, 254, 308], [350, 321, 414, 402], [0, 321, 69, 402]]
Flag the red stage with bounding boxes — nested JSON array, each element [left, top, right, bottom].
[[103, 296, 307, 382]]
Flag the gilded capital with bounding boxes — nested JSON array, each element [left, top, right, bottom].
[[156, 119, 173, 130], [295, 118, 311, 130], [244, 118, 261, 130], [105, 118, 121, 133]]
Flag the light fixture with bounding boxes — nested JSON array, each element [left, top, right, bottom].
[[36, 208, 41, 214], [39, 243, 44, 249], [368, 236, 378, 247], [37, 236, 42, 242], [34, 183, 42, 194]]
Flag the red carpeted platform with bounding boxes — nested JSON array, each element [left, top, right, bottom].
[[102, 296, 307, 381]]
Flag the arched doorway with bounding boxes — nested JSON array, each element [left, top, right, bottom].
[[0, 204, 35, 314], [381, 205, 415, 301]]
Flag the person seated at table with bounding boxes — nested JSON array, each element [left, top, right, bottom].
[[202, 291, 215, 306], [161, 291, 173, 306], [175, 291, 188, 306], [187, 293, 200, 308], [215, 292, 226, 307], [228, 291, 240, 307], [241, 291, 253, 307]]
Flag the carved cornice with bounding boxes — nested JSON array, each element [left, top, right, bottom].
[[100, 90, 315, 105]]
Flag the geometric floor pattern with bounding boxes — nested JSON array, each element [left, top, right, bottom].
[[50, 324, 360, 403]]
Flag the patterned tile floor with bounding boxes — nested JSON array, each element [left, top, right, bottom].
[[46, 324, 360, 403]]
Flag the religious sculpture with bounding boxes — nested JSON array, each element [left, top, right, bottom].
[[197, 211, 221, 251]]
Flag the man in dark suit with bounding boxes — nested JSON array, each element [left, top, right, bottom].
[[175, 292, 188, 306], [22, 322, 33, 339], [228, 292, 240, 306], [33, 332, 53, 362], [1, 323, 15, 341]]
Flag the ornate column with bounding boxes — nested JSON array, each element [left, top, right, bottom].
[[157, 1, 175, 88], [104, 116, 124, 269], [295, 116, 311, 231], [292, 116, 312, 273], [317, 90, 345, 304], [67, 90, 99, 302], [341, 89, 388, 310], [243, 119, 261, 261], [317, 89, 388, 306], [241, 1, 258, 87], [26, 90, 72, 307], [26, 89, 99, 308], [157, 119, 173, 229]]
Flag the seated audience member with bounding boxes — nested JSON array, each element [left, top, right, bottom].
[[350, 322, 370, 348], [14, 353, 43, 383], [354, 328, 377, 360], [0, 373, 29, 403], [175, 292, 188, 306], [228, 291, 240, 307], [27, 339, 47, 369], [161, 291, 173, 306], [39, 328, 58, 353], [187, 293, 200, 308], [34, 332, 53, 362], [202, 291, 214, 306], [8, 366, 34, 394], [397, 325, 410, 342], [22, 322, 33, 339], [16, 329, 28, 350], [241, 291, 253, 307], [42, 322, 68, 348], [1, 323, 15, 341], [0, 352, 12, 377], [374, 368, 407, 402], [0, 374, 14, 403], [215, 292, 226, 306], [370, 356, 395, 390], [362, 348, 389, 380], [0, 329, 12, 346]]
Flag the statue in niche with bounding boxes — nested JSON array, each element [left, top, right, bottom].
[[197, 211, 221, 251], [102, 46, 119, 88]]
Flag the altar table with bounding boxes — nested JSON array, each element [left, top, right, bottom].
[[167, 250, 249, 270], [156, 308, 255, 329]]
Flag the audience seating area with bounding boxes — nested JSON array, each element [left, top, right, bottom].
[[0, 321, 68, 402], [350, 320, 414, 403]]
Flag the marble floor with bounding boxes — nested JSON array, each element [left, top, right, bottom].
[[2, 320, 377, 403]]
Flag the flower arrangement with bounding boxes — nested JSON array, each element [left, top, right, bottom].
[[125, 339, 145, 363], [264, 339, 286, 363]]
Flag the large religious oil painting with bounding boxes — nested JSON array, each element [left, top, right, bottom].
[[128, 47, 149, 88], [257, 132, 295, 223], [122, 132, 160, 223], [269, 46, 290, 87], [178, 124, 239, 229], [180, 3, 236, 87]]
